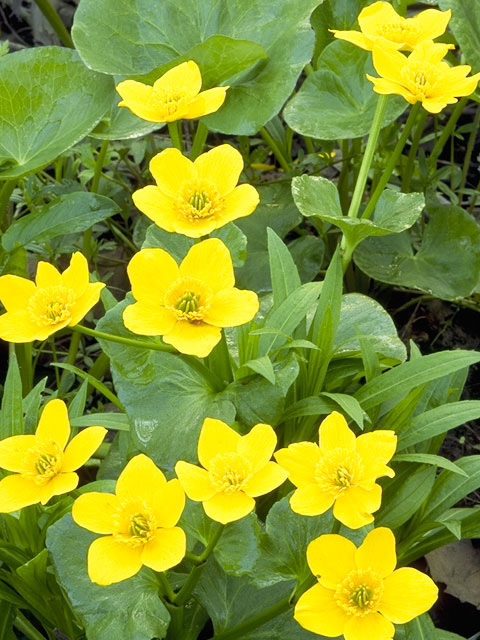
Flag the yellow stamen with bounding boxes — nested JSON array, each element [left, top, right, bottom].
[[28, 286, 76, 326], [151, 85, 187, 118], [165, 277, 211, 322], [25, 441, 63, 485], [377, 21, 419, 44], [113, 500, 156, 546], [335, 569, 383, 617], [208, 452, 252, 493], [175, 180, 223, 222], [314, 449, 363, 496]]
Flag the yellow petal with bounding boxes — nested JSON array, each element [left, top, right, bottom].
[[371, 47, 407, 83], [294, 583, 349, 636], [72, 492, 119, 534], [175, 460, 216, 501], [142, 526, 186, 571], [203, 490, 254, 524], [290, 484, 336, 516], [243, 462, 288, 497], [216, 183, 260, 226], [35, 261, 62, 288], [0, 275, 36, 312], [163, 320, 221, 357], [68, 282, 105, 327], [307, 534, 357, 589], [0, 310, 46, 343], [62, 427, 107, 472], [318, 411, 356, 453], [153, 61, 202, 100], [0, 474, 41, 512], [180, 238, 234, 292], [198, 417, 241, 470], [183, 86, 228, 119], [149, 149, 197, 197], [356, 431, 396, 482], [127, 248, 179, 304], [412, 9, 451, 42], [274, 442, 320, 487], [62, 252, 89, 296], [203, 287, 259, 328], [237, 423, 277, 471], [0, 435, 36, 472], [116, 454, 166, 505], [358, 1, 402, 39], [40, 471, 78, 504], [132, 185, 177, 232], [330, 30, 371, 50], [116, 80, 162, 123], [379, 567, 438, 624], [332, 485, 381, 529], [421, 97, 453, 114], [153, 479, 185, 528], [194, 145, 244, 197], [87, 535, 143, 585], [36, 399, 70, 450], [171, 213, 217, 238], [123, 302, 176, 336], [356, 527, 396, 577], [367, 75, 417, 103], [344, 612, 395, 640], [409, 39, 451, 66]]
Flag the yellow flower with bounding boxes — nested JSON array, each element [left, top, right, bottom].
[[274, 411, 396, 529], [72, 454, 186, 586], [294, 527, 438, 639], [123, 238, 259, 358], [0, 252, 105, 343], [175, 418, 288, 524], [116, 60, 228, 123], [0, 399, 106, 512], [331, 1, 451, 51], [367, 39, 480, 113], [132, 144, 259, 238]]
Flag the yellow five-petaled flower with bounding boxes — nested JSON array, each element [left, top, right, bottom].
[[123, 238, 259, 358], [0, 252, 105, 343], [0, 399, 106, 512], [294, 527, 438, 640], [72, 454, 186, 585], [116, 60, 228, 123], [175, 418, 288, 524], [275, 411, 397, 529], [132, 144, 259, 238]]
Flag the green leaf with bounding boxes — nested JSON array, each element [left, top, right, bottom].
[[320, 392, 366, 430], [90, 103, 163, 140], [267, 228, 301, 308], [438, 0, 480, 71], [393, 454, 468, 476], [0, 603, 15, 640], [68, 379, 89, 421], [2, 192, 120, 252], [0, 47, 113, 178], [354, 205, 480, 300], [22, 377, 46, 434], [310, 0, 370, 61], [284, 40, 406, 139], [281, 396, 337, 422], [46, 514, 170, 640], [0, 351, 23, 438], [288, 235, 325, 284], [403, 615, 437, 640], [72, 0, 321, 134], [236, 356, 276, 385], [71, 413, 130, 432]]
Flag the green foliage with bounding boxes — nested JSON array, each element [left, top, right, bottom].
[[0, 351, 23, 438], [439, 0, 480, 71]]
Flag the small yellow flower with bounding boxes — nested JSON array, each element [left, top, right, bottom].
[[331, 1, 451, 52], [175, 418, 288, 524], [367, 39, 480, 113], [0, 252, 105, 343], [116, 60, 228, 123], [123, 238, 259, 358], [0, 399, 106, 512], [72, 454, 186, 586], [133, 144, 259, 238], [274, 411, 396, 529], [294, 527, 438, 639]]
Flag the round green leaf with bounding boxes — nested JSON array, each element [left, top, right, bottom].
[[0, 47, 114, 178], [439, 0, 480, 71]]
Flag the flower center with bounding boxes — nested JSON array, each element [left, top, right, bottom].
[[164, 277, 212, 322], [175, 180, 223, 222], [402, 62, 439, 98], [129, 513, 153, 540], [113, 500, 156, 546], [25, 441, 63, 485], [27, 286, 76, 326], [208, 452, 252, 493], [377, 21, 418, 45], [335, 569, 384, 617], [314, 449, 363, 496], [152, 85, 187, 118]]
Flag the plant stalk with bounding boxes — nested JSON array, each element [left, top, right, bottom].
[[190, 121, 209, 160], [260, 127, 291, 173], [33, 0, 74, 48]]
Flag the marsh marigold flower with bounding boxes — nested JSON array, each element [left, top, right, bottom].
[[123, 238, 259, 358], [72, 454, 186, 585], [367, 39, 480, 113], [295, 527, 438, 639], [116, 60, 228, 123], [175, 418, 288, 524], [275, 411, 396, 529], [0, 399, 106, 512], [133, 144, 259, 238], [331, 1, 451, 52], [0, 252, 105, 343]]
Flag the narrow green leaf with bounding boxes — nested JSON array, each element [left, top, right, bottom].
[[267, 228, 301, 308], [393, 454, 468, 477], [68, 380, 89, 420], [0, 351, 23, 438], [51, 363, 124, 411], [22, 377, 46, 434], [71, 413, 130, 432], [320, 392, 365, 430], [235, 356, 276, 385]]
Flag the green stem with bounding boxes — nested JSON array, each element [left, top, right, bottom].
[[50, 338, 61, 388], [401, 108, 427, 192], [459, 104, 480, 195], [0, 180, 16, 230], [331, 518, 341, 534], [260, 127, 291, 173], [33, 0, 74, 48], [168, 121, 184, 152], [428, 97, 467, 172], [190, 121, 209, 160], [84, 140, 109, 258], [60, 330, 81, 387], [209, 597, 292, 640], [158, 572, 176, 602], [14, 612, 47, 640]]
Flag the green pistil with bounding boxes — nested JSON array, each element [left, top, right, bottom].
[[335, 466, 351, 488], [188, 191, 210, 211], [176, 291, 200, 313], [35, 453, 57, 475], [351, 585, 372, 609], [130, 514, 151, 539]]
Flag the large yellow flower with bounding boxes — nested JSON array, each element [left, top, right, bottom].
[[295, 528, 438, 639], [367, 39, 480, 113], [175, 418, 288, 524], [123, 238, 259, 358], [132, 145, 259, 238], [274, 412, 396, 529], [0, 252, 105, 343], [331, 1, 451, 51], [0, 399, 106, 512], [72, 454, 186, 586], [116, 60, 228, 123]]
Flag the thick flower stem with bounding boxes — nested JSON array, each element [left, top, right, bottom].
[[168, 121, 184, 152], [60, 330, 81, 389], [402, 108, 428, 192], [260, 127, 291, 173], [428, 97, 468, 172], [208, 597, 292, 640], [190, 121, 209, 160], [33, 0, 74, 48], [14, 612, 47, 640], [0, 180, 16, 231], [83, 140, 109, 259]]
